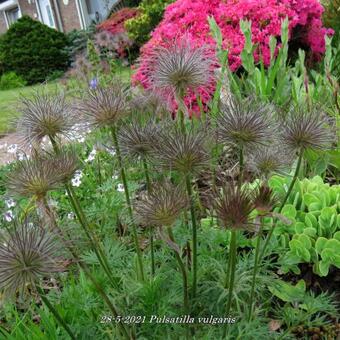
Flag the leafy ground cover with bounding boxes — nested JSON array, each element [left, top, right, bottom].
[[0, 3, 339, 340]]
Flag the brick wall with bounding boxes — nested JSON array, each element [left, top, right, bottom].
[[58, 0, 81, 32], [0, 12, 7, 34], [18, 0, 39, 19]]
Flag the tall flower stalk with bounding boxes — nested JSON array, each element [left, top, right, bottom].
[[152, 124, 210, 299], [0, 223, 77, 340], [135, 181, 189, 316], [111, 125, 145, 281]]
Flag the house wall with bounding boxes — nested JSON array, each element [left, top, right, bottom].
[[58, 0, 81, 31], [0, 12, 7, 34], [18, 0, 38, 19]]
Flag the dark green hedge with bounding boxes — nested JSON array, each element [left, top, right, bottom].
[[0, 16, 69, 84]]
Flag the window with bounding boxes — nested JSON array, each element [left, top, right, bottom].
[[6, 6, 19, 26]]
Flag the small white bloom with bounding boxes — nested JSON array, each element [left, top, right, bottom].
[[74, 170, 83, 179], [71, 177, 82, 187], [77, 136, 85, 143], [7, 144, 18, 154], [85, 148, 97, 162], [67, 212, 75, 219], [4, 210, 14, 222], [112, 174, 119, 180], [0, 142, 7, 150], [117, 183, 124, 192], [5, 198, 16, 208], [109, 148, 116, 156], [17, 151, 26, 161]]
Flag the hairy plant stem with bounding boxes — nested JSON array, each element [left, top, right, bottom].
[[166, 227, 189, 315], [223, 229, 237, 338], [238, 147, 244, 187], [51, 221, 131, 339], [185, 174, 198, 299], [110, 126, 145, 282], [143, 158, 155, 277], [259, 149, 304, 261], [36, 286, 76, 340], [49, 136, 119, 290], [248, 221, 263, 321]]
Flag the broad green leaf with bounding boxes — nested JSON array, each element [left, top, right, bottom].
[[315, 237, 328, 254], [318, 260, 330, 277], [281, 204, 297, 220], [305, 213, 318, 229], [295, 222, 305, 234], [303, 227, 317, 238], [268, 279, 305, 303], [297, 234, 312, 249]]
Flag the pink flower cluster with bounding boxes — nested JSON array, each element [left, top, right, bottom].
[[134, 0, 333, 115]]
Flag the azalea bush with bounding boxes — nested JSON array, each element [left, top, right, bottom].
[[134, 0, 333, 114]]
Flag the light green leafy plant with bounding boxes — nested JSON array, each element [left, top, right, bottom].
[[269, 175, 340, 276]]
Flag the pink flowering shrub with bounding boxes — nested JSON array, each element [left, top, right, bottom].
[[134, 0, 333, 115]]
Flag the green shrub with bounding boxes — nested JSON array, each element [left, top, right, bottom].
[[0, 72, 26, 90], [125, 0, 173, 46], [269, 175, 340, 276], [0, 16, 69, 84]]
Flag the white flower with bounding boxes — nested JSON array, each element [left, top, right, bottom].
[[67, 212, 75, 219], [0, 142, 7, 150], [74, 170, 83, 179], [71, 177, 82, 187], [7, 144, 18, 154], [17, 151, 26, 161], [109, 148, 116, 156], [85, 148, 97, 163], [4, 210, 14, 222], [5, 198, 16, 208], [112, 174, 119, 180], [117, 183, 124, 192]]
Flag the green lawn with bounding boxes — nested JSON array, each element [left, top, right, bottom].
[[0, 67, 132, 136], [0, 83, 61, 135]]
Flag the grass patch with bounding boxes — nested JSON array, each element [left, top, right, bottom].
[[0, 82, 60, 135]]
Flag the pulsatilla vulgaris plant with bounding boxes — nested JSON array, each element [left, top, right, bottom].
[[17, 89, 76, 147], [78, 82, 145, 281], [135, 181, 190, 315], [118, 118, 160, 276], [152, 123, 210, 298], [260, 108, 336, 260], [0, 221, 76, 339]]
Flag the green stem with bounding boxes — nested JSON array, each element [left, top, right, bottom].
[[185, 174, 198, 299], [166, 227, 189, 315], [36, 286, 76, 340], [49, 136, 119, 290], [248, 222, 263, 321], [143, 158, 155, 277], [259, 149, 304, 261], [111, 126, 145, 282], [226, 230, 237, 316], [65, 184, 119, 290], [238, 147, 244, 187]]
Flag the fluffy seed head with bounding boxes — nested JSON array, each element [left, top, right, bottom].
[[6, 149, 78, 199], [149, 38, 214, 98], [0, 221, 62, 297], [135, 182, 188, 227], [217, 97, 274, 150], [130, 90, 169, 117], [247, 145, 292, 178], [280, 109, 335, 152], [253, 184, 278, 215], [118, 120, 160, 162], [17, 90, 76, 147], [213, 183, 254, 230], [152, 124, 210, 174], [78, 83, 130, 128]]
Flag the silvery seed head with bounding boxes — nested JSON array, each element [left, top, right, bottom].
[[135, 181, 188, 227], [253, 184, 278, 215], [280, 109, 335, 152], [0, 221, 62, 297], [6, 148, 78, 199], [17, 90, 76, 147], [149, 38, 215, 98], [152, 123, 211, 175], [118, 119, 160, 162], [247, 145, 292, 179], [213, 182, 254, 230], [217, 96, 275, 150], [78, 83, 131, 128]]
